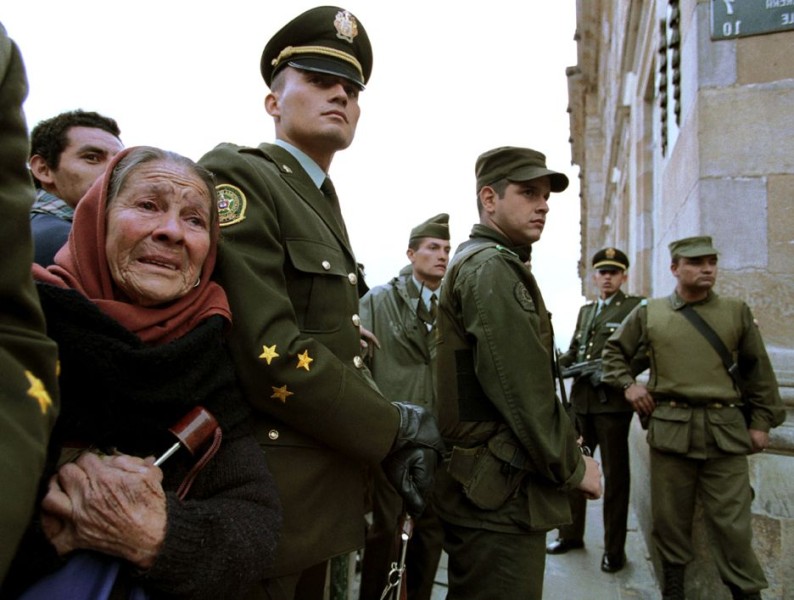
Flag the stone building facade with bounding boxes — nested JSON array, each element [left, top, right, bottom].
[[567, 0, 793, 597]]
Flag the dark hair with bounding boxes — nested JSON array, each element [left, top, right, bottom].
[[29, 109, 121, 172], [476, 178, 509, 213], [108, 147, 218, 232]]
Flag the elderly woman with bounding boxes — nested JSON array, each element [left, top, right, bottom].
[[4, 147, 281, 599]]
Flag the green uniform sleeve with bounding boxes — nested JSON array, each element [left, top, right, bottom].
[[0, 24, 60, 581], [457, 253, 584, 488], [602, 303, 648, 390], [737, 304, 785, 431]]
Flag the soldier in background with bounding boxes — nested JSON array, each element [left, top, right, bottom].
[[547, 248, 643, 573], [358, 214, 450, 600], [602, 236, 784, 600]]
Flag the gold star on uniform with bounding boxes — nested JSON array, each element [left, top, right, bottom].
[[259, 344, 280, 365], [25, 370, 52, 415], [296, 350, 314, 371], [271, 385, 294, 403]]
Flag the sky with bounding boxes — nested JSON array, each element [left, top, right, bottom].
[[3, 1, 587, 347]]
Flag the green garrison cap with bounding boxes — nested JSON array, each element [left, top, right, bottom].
[[668, 235, 719, 259], [261, 6, 372, 89], [592, 247, 629, 270], [475, 146, 569, 193], [409, 213, 450, 244]]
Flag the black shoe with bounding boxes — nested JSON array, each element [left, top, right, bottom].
[[546, 538, 585, 554], [600, 552, 626, 573]]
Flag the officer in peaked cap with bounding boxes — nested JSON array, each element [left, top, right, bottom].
[[548, 246, 643, 574], [200, 7, 443, 599], [261, 6, 373, 89], [592, 247, 630, 271]]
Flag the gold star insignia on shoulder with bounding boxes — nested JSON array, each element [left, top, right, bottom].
[[25, 370, 53, 415], [296, 350, 314, 371], [259, 344, 280, 365], [271, 384, 294, 403]]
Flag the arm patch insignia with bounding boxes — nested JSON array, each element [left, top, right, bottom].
[[514, 282, 535, 312], [216, 183, 247, 227]]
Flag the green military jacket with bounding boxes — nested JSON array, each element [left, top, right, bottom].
[[0, 24, 59, 580], [433, 225, 585, 533], [602, 292, 785, 457], [359, 268, 436, 410], [559, 290, 644, 414], [199, 142, 400, 577]]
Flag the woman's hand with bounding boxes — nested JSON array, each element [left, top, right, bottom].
[[41, 452, 167, 569]]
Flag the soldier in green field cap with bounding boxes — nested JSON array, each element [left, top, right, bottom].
[[432, 146, 602, 599], [602, 235, 785, 600], [199, 7, 443, 599], [358, 213, 451, 600]]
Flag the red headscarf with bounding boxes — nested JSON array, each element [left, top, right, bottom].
[[33, 147, 231, 345]]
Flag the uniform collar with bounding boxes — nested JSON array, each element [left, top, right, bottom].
[[670, 290, 717, 310], [469, 224, 532, 263], [274, 139, 326, 188]]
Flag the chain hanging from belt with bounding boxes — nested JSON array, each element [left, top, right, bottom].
[[379, 514, 414, 600]]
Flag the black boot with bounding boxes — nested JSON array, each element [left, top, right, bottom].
[[661, 562, 685, 600], [726, 582, 762, 600]]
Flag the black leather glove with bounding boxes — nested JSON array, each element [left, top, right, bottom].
[[382, 402, 445, 517]]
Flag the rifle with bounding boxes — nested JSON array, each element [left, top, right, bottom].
[[560, 358, 603, 380]]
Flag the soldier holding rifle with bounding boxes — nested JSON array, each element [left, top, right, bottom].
[[547, 248, 643, 573]]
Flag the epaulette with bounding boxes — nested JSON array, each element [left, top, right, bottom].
[[494, 244, 519, 258]]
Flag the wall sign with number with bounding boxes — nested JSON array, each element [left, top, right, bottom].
[[712, 0, 794, 39]]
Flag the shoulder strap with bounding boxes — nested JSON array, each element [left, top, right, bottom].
[[679, 304, 739, 384]]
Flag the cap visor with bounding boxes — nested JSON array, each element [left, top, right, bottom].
[[507, 167, 569, 192], [288, 58, 365, 89]]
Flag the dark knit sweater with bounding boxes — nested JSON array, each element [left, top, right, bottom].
[[4, 285, 282, 600]]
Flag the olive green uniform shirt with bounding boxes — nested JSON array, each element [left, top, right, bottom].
[[602, 292, 784, 457], [0, 24, 59, 581], [433, 225, 584, 533], [199, 142, 400, 577]]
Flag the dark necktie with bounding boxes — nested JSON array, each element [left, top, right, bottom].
[[320, 177, 349, 239], [429, 293, 438, 322]]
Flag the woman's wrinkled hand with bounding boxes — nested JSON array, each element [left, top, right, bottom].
[[41, 452, 167, 569]]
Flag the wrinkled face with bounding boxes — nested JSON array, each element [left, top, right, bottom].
[[593, 268, 626, 299], [408, 237, 451, 286], [671, 255, 718, 294], [105, 160, 212, 307], [266, 68, 361, 157], [35, 126, 123, 208], [484, 176, 551, 246]]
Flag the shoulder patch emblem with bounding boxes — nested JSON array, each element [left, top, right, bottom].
[[216, 183, 247, 227], [514, 282, 535, 312]]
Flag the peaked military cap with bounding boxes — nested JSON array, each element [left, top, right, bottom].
[[668, 235, 719, 259], [409, 213, 450, 244], [475, 146, 569, 193], [592, 247, 629, 270], [261, 6, 373, 89]]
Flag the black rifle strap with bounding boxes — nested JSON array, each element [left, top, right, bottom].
[[679, 304, 739, 385]]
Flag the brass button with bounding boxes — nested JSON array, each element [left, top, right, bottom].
[[268, 429, 279, 440], [670, 401, 678, 408], [348, 272, 358, 285], [352, 314, 361, 327], [353, 355, 364, 369], [322, 261, 331, 271]]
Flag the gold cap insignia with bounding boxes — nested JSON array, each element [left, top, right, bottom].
[[334, 10, 358, 43], [606, 248, 616, 259]]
